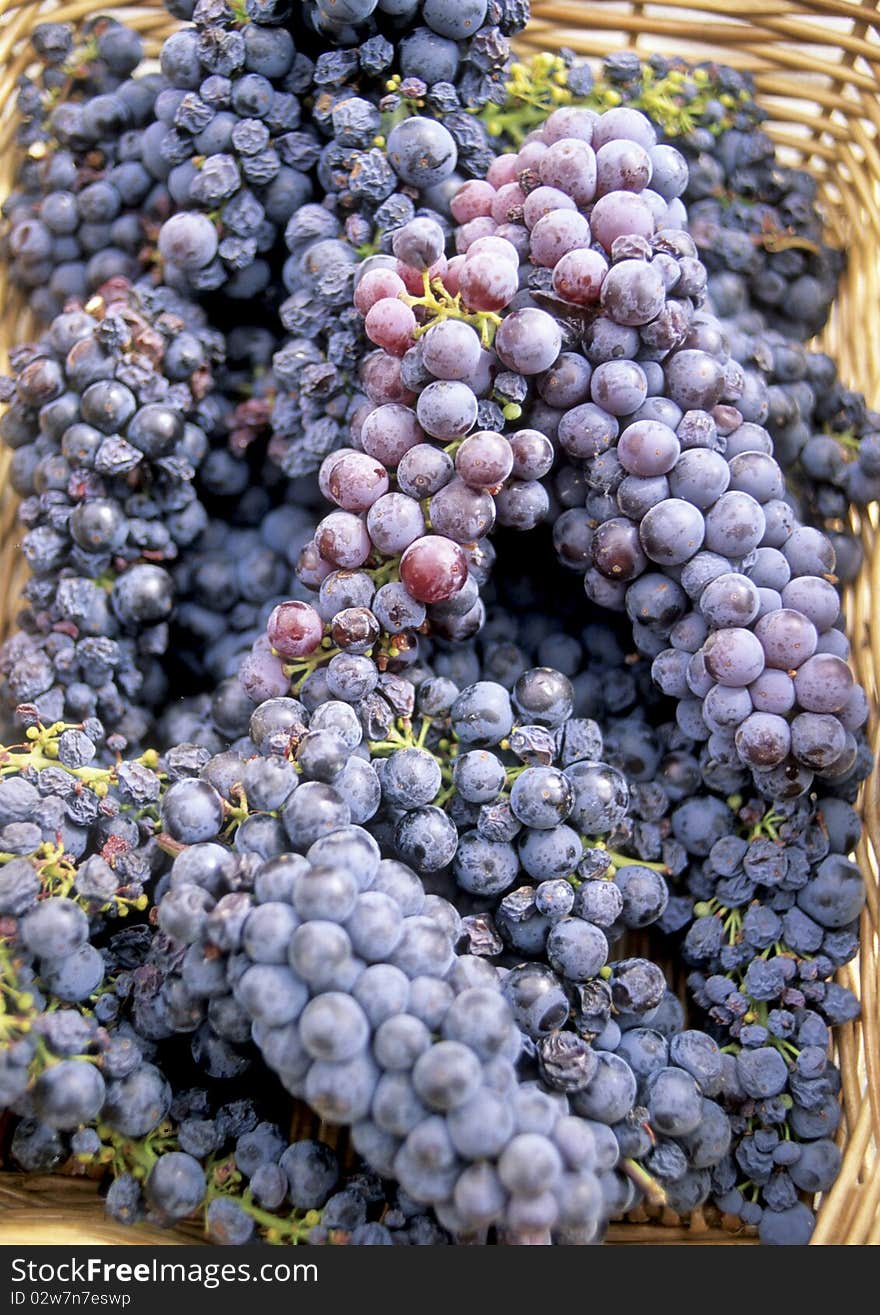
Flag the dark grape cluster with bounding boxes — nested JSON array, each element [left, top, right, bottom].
[[0, 279, 226, 750], [0, 19, 166, 322]]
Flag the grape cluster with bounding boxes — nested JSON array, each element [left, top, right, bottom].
[[0, 20, 164, 323], [0, 279, 225, 750], [481, 50, 844, 342]]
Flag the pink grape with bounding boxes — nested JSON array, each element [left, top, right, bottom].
[[397, 255, 448, 295], [360, 403, 423, 465], [444, 255, 466, 295], [542, 107, 597, 144], [516, 140, 548, 171], [421, 320, 483, 381], [590, 191, 655, 251], [494, 307, 562, 374], [529, 209, 591, 267], [459, 252, 519, 312], [318, 447, 358, 501], [592, 107, 657, 151], [364, 297, 417, 356], [315, 511, 373, 569], [267, 600, 324, 659], [327, 451, 390, 512], [360, 351, 416, 406], [366, 492, 425, 554], [455, 430, 514, 489], [354, 268, 407, 316], [465, 235, 520, 266], [522, 185, 576, 230], [491, 182, 526, 224], [455, 216, 498, 253], [596, 139, 653, 195], [551, 247, 608, 304], [400, 535, 468, 603], [538, 139, 597, 206], [487, 154, 519, 187], [450, 179, 496, 223]]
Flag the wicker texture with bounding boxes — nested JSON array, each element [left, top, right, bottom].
[[0, 0, 877, 1246]]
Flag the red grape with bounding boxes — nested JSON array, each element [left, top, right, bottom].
[[364, 297, 417, 356], [400, 535, 468, 603], [267, 600, 324, 659], [354, 268, 407, 316]]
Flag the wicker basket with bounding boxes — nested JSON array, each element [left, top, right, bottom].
[[0, 0, 878, 1247]]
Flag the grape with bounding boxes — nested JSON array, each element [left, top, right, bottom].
[[703, 684, 752, 730], [749, 669, 796, 715], [364, 298, 416, 356], [591, 517, 647, 581], [455, 431, 514, 489], [700, 573, 760, 627], [509, 429, 555, 480], [392, 216, 445, 270], [791, 713, 847, 769], [590, 361, 647, 416], [494, 480, 550, 530], [416, 381, 478, 440], [421, 320, 483, 381], [702, 628, 765, 686], [386, 116, 456, 187], [458, 253, 518, 313], [158, 212, 218, 270], [450, 179, 496, 223], [780, 577, 840, 632], [600, 259, 666, 326], [639, 499, 705, 565], [360, 404, 423, 466], [315, 512, 372, 569], [735, 712, 791, 768], [590, 191, 654, 251], [366, 493, 425, 555], [596, 139, 652, 194], [551, 248, 608, 305], [494, 309, 562, 374], [754, 609, 818, 670], [703, 491, 766, 558], [354, 267, 407, 316], [327, 452, 389, 512], [400, 536, 468, 604], [396, 443, 454, 498], [558, 404, 618, 461], [530, 210, 592, 268], [664, 350, 725, 411], [538, 139, 597, 206], [668, 448, 730, 507], [793, 654, 853, 713], [617, 421, 680, 477], [429, 479, 495, 543]]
